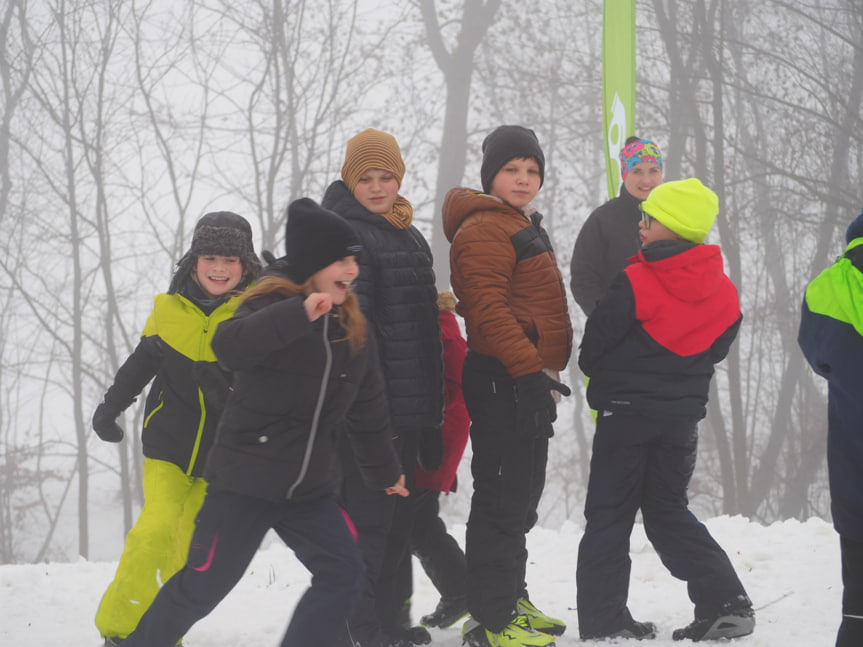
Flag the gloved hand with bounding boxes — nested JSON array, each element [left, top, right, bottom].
[[192, 361, 232, 410], [514, 371, 572, 438], [417, 426, 444, 472], [92, 402, 124, 442]]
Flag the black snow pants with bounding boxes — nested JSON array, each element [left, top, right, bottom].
[[337, 430, 398, 646], [411, 487, 467, 601], [461, 352, 548, 632], [576, 411, 748, 637]]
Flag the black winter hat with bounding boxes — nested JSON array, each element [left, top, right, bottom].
[[480, 125, 545, 194], [847, 206, 863, 244], [283, 198, 362, 283], [169, 211, 262, 294]]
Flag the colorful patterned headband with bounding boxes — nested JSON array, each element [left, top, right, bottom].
[[619, 139, 663, 181]]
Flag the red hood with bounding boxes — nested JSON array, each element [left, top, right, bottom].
[[632, 244, 727, 303]]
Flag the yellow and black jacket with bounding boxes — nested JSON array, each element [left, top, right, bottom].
[[100, 280, 247, 477]]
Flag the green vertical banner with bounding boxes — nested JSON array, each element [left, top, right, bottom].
[[602, 0, 636, 199]]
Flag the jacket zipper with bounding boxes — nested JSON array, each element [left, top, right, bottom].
[[287, 314, 332, 499]]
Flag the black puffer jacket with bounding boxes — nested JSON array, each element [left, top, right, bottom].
[[570, 185, 643, 316], [205, 287, 401, 503], [322, 181, 444, 436]]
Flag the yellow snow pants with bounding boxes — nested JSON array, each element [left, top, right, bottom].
[[95, 458, 207, 640]]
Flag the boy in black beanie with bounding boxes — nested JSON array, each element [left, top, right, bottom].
[[443, 125, 573, 647]]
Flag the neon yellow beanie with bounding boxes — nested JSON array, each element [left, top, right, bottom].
[[641, 178, 718, 243]]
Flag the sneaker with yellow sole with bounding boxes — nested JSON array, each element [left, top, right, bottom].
[[462, 614, 556, 647], [516, 597, 566, 636]]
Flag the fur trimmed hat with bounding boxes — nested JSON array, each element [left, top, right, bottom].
[[283, 198, 362, 283], [641, 178, 718, 244], [480, 125, 545, 194], [169, 211, 261, 294], [341, 129, 406, 191]]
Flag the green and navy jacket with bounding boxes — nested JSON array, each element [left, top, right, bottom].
[[798, 237, 863, 540], [101, 279, 247, 477]]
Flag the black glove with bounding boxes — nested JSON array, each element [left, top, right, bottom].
[[417, 426, 444, 472], [514, 371, 572, 438], [261, 249, 278, 265], [192, 361, 232, 410], [92, 401, 124, 442]]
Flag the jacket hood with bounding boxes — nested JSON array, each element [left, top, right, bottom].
[[442, 187, 526, 242], [634, 242, 726, 303]]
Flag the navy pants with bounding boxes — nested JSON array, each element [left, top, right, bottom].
[[462, 353, 547, 632], [576, 412, 748, 637], [837, 536, 863, 646], [122, 488, 363, 647]]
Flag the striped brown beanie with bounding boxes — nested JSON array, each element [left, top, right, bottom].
[[341, 129, 406, 191]]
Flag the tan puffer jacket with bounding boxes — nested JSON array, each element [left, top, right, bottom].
[[442, 188, 572, 378]]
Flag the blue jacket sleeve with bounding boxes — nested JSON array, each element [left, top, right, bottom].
[[798, 298, 830, 378]]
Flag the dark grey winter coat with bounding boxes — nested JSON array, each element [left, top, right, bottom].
[[570, 184, 643, 316]]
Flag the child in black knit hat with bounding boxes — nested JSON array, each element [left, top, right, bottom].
[[92, 210, 261, 646], [443, 125, 573, 647], [120, 198, 407, 647]]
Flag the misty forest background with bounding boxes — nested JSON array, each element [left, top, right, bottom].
[[1, 0, 861, 565]]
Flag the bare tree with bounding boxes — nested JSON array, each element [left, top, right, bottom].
[[419, 0, 502, 288]]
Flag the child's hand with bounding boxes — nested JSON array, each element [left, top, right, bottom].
[[385, 474, 409, 497], [304, 292, 333, 321]]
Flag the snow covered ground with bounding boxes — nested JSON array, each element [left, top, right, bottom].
[[0, 514, 841, 646]]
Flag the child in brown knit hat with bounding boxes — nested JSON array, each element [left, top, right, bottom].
[[323, 130, 444, 647]]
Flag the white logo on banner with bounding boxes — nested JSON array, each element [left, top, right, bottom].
[[607, 92, 627, 188]]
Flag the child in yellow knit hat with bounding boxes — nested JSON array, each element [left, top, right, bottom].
[[576, 178, 755, 641], [322, 128, 444, 647]]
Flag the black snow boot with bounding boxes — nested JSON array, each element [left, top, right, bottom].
[[386, 625, 431, 646], [673, 596, 755, 641], [420, 595, 469, 628], [579, 609, 657, 641]]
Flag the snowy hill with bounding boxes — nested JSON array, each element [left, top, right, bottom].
[[1, 515, 840, 646]]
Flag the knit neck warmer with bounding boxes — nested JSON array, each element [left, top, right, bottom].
[[381, 195, 414, 229]]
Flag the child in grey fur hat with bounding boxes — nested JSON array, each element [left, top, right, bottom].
[[92, 211, 260, 647]]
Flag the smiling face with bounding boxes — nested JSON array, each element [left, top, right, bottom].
[[623, 160, 663, 201], [489, 156, 541, 210], [352, 169, 400, 215], [194, 255, 244, 298], [308, 256, 359, 305]]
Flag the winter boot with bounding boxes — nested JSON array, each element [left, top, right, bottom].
[[386, 625, 432, 646], [420, 595, 469, 628], [672, 597, 755, 642], [462, 614, 556, 647], [516, 596, 566, 636], [579, 609, 657, 641]]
